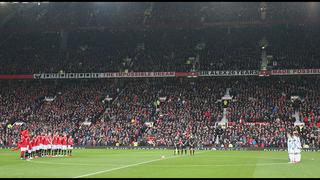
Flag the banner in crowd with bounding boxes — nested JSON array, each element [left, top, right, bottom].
[[33, 72, 176, 79], [175, 72, 199, 77], [271, 69, 320, 75], [44, 96, 56, 102], [0, 74, 33, 79], [200, 70, 259, 77], [227, 122, 270, 126], [3, 68, 320, 80], [13, 122, 25, 126]]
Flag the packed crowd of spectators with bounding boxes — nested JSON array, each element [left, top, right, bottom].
[[1, 24, 320, 73], [1, 77, 320, 149], [2, 2, 318, 32], [0, 80, 120, 146]]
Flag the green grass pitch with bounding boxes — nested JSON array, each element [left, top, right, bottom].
[[1, 149, 320, 178]]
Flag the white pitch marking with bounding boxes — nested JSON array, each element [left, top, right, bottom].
[[73, 151, 209, 178], [141, 162, 291, 167], [73, 156, 176, 178]]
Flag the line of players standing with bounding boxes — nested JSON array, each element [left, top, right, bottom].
[[173, 134, 196, 155], [13, 131, 74, 160]]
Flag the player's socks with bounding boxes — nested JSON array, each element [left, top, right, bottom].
[[20, 151, 25, 159], [297, 154, 301, 162]]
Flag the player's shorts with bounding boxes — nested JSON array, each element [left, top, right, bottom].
[[294, 149, 301, 154], [43, 145, 48, 150], [67, 145, 73, 150], [51, 145, 56, 150], [47, 145, 52, 149], [62, 145, 67, 150], [32, 147, 36, 152], [21, 147, 27, 151], [28, 149, 31, 153], [57, 145, 62, 149]]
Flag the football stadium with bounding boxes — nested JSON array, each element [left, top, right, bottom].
[[1, 1, 320, 178]]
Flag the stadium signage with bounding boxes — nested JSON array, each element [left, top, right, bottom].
[[33, 72, 176, 79], [0, 74, 33, 79], [271, 69, 320, 75], [200, 70, 259, 76], [13, 68, 320, 80]]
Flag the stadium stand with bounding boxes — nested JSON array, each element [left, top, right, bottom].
[[0, 2, 320, 150]]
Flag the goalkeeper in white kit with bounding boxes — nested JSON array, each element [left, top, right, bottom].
[[293, 131, 302, 163], [287, 132, 294, 163]]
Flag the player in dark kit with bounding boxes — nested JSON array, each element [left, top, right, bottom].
[[173, 137, 179, 155], [179, 138, 187, 155], [183, 138, 188, 155], [189, 139, 195, 155]]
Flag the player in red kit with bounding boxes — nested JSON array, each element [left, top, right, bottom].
[[27, 135, 33, 159], [12, 131, 29, 160], [67, 135, 74, 156], [24, 135, 31, 159], [30, 136, 37, 159], [52, 132, 59, 156], [35, 133, 41, 158], [40, 132, 46, 157], [46, 132, 53, 157], [61, 133, 68, 156], [42, 132, 48, 157], [57, 133, 63, 156]]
